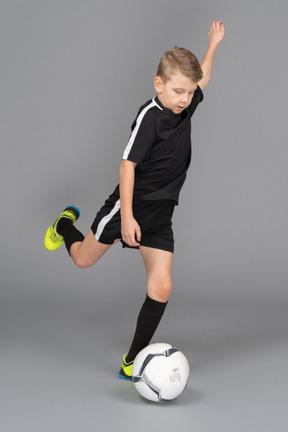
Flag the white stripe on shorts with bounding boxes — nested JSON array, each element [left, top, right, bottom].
[[95, 199, 121, 241]]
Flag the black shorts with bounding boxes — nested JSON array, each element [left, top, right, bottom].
[[91, 192, 175, 253]]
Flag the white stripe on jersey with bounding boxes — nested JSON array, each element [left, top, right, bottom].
[[95, 199, 121, 241], [122, 97, 162, 160]]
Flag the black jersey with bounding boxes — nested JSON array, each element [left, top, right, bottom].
[[114, 85, 203, 204]]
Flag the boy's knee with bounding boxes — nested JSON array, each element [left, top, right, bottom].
[[73, 255, 91, 269], [148, 277, 173, 302]]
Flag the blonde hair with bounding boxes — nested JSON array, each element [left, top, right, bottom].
[[157, 47, 203, 83]]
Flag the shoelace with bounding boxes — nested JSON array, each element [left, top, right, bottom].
[[50, 213, 75, 242], [50, 217, 63, 241]]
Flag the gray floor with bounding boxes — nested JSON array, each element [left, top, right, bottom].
[[1, 293, 287, 432]]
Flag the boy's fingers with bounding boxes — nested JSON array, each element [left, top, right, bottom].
[[211, 21, 224, 30], [218, 21, 224, 31], [130, 238, 140, 246], [136, 227, 141, 242], [124, 232, 141, 246], [125, 237, 138, 247]]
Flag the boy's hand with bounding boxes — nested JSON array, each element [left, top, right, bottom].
[[208, 21, 225, 48], [121, 216, 141, 247]]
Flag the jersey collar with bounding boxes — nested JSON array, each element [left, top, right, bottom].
[[154, 95, 186, 118]]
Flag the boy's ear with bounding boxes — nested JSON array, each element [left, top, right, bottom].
[[154, 76, 163, 93]]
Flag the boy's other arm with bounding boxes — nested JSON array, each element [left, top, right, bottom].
[[119, 159, 141, 247], [198, 21, 225, 91]]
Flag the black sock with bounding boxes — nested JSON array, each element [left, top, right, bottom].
[[126, 295, 168, 363], [57, 218, 84, 254]]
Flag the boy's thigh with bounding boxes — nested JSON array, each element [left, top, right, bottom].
[[139, 246, 173, 301], [139, 245, 173, 279], [75, 229, 120, 267]]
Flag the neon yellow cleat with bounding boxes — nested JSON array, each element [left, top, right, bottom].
[[119, 354, 134, 381], [44, 206, 80, 251]]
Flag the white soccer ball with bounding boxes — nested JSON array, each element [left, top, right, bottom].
[[132, 343, 190, 402]]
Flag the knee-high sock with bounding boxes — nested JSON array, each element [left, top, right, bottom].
[[57, 218, 85, 254], [126, 295, 168, 363]]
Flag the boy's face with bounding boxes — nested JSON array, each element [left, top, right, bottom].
[[154, 71, 198, 115]]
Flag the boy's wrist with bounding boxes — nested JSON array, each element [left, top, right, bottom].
[[207, 41, 219, 52], [120, 209, 134, 218]]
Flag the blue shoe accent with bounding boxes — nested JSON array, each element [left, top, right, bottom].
[[119, 372, 132, 381], [67, 205, 80, 217]]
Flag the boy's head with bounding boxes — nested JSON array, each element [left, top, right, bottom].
[[154, 47, 203, 115], [157, 47, 203, 84]]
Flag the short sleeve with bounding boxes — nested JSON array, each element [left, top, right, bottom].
[[186, 85, 204, 117], [122, 109, 156, 165]]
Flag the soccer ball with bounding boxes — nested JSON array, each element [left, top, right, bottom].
[[132, 343, 190, 402]]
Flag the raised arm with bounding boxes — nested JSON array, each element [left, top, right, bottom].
[[198, 21, 225, 91]]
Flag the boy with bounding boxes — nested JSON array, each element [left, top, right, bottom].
[[44, 21, 225, 380]]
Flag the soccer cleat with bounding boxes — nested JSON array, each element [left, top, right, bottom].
[[44, 206, 80, 251], [118, 354, 134, 381]]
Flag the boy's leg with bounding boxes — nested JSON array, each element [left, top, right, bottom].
[[45, 206, 120, 268], [119, 246, 173, 379], [70, 229, 120, 268], [123, 247, 173, 364], [139, 246, 173, 302]]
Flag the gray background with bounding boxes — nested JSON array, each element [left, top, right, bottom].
[[1, 0, 288, 431]]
